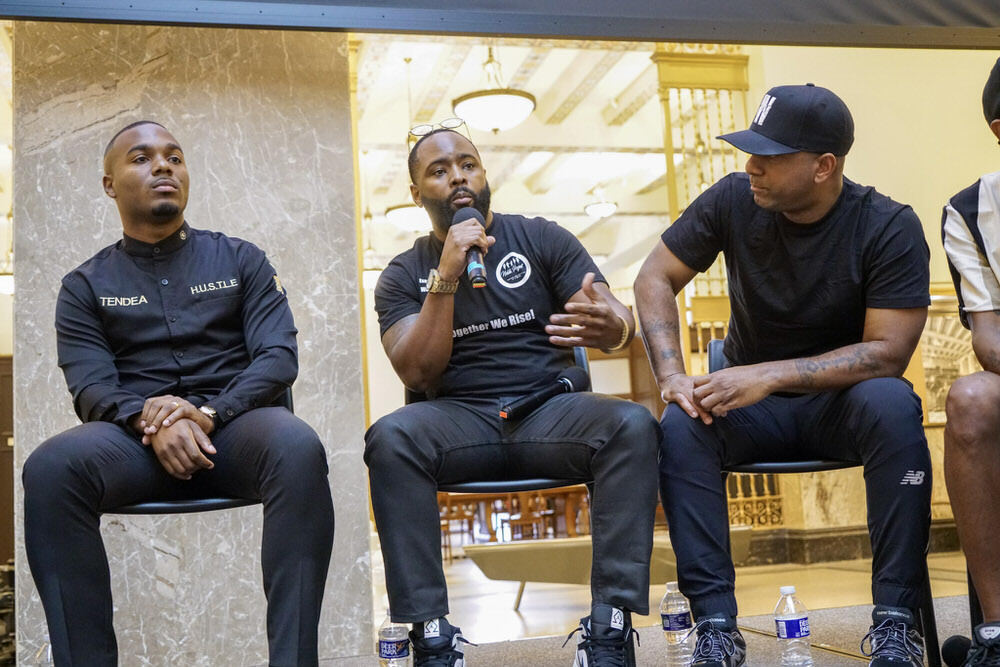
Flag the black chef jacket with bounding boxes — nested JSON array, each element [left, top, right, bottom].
[[55, 221, 298, 430]]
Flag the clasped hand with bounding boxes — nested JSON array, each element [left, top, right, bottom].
[[133, 395, 217, 480], [545, 272, 625, 350], [662, 365, 772, 425]]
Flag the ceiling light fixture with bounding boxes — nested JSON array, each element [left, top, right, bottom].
[[584, 200, 618, 220], [453, 46, 535, 134], [384, 204, 431, 233], [362, 249, 383, 291]]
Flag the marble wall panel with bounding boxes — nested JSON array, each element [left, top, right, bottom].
[[925, 426, 952, 521], [796, 468, 867, 530], [13, 21, 371, 664], [782, 425, 950, 530]]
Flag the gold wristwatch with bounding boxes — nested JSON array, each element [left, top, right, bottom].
[[426, 268, 459, 294], [198, 404, 218, 425]]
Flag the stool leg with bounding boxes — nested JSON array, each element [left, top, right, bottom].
[[922, 561, 941, 667]]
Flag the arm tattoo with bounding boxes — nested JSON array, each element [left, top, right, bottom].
[[640, 316, 681, 361], [642, 311, 678, 335], [794, 347, 883, 388]]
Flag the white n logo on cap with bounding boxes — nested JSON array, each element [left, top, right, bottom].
[[753, 94, 776, 126]]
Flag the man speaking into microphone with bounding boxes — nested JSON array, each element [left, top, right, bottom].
[[364, 127, 659, 666]]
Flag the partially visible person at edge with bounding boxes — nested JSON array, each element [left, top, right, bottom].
[[940, 56, 1000, 667]]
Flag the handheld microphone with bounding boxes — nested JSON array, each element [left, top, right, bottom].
[[499, 366, 590, 421], [942, 635, 972, 667], [451, 207, 487, 289]]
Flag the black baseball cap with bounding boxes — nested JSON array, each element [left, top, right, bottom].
[[718, 84, 854, 156], [982, 57, 1000, 123]]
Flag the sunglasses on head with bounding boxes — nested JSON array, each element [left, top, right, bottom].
[[407, 117, 470, 151]]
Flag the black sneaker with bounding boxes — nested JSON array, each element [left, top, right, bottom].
[[564, 603, 638, 666], [964, 622, 1000, 666], [410, 618, 471, 667], [690, 615, 747, 667], [861, 605, 924, 666]]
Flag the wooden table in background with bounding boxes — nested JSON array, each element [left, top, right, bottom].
[[438, 485, 589, 542]]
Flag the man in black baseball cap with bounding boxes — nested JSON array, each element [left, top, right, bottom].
[[719, 83, 854, 157], [635, 84, 931, 667], [940, 56, 1000, 667]]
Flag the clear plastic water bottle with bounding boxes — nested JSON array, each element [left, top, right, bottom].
[[774, 585, 813, 666], [660, 581, 694, 666], [378, 611, 411, 666]]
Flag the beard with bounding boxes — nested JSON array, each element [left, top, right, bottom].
[[423, 181, 491, 232], [151, 202, 181, 219]]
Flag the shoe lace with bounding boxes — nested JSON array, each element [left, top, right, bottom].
[[562, 624, 640, 667], [860, 618, 923, 663], [967, 642, 1000, 667], [689, 620, 738, 663]]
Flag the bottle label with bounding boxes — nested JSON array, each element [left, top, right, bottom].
[[378, 638, 410, 658], [661, 611, 693, 632], [775, 617, 810, 639]]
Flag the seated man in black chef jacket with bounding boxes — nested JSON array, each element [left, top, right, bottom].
[[22, 121, 335, 667]]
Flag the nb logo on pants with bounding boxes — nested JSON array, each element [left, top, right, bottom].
[[899, 470, 925, 485]]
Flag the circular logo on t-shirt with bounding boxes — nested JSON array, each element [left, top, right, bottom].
[[496, 252, 531, 288]]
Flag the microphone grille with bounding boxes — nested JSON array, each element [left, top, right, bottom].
[[451, 207, 485, 226], [558, 365, 591, 392]]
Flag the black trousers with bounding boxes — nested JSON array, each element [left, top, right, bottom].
[[22, 407, 335, 667], [364, 392, 660, 623], [659, 377, 932, 620]]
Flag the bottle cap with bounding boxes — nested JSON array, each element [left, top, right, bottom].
[[666, 581, 679, 592], [780, 585, 796, 595]]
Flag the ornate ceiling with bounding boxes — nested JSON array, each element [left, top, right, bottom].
[[355, 34, 678, 286]]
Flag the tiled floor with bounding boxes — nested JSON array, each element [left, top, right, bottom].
[[435, 543, 969, 644]]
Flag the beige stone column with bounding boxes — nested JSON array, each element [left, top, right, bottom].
[[13, 21, 371, 664]]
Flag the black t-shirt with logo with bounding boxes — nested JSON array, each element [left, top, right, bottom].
[[375, 212, 602, 398], [661, 173, 929, 366], [56, 221, 298, 429]]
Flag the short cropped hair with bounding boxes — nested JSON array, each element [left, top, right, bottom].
[[407, 128, 476, 183], [103, 120, 167, 158]]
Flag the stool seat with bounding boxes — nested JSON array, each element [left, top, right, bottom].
[[439, 479, 583, 493], [109, 498, 260, 515], [725, 460, 855, 474]]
